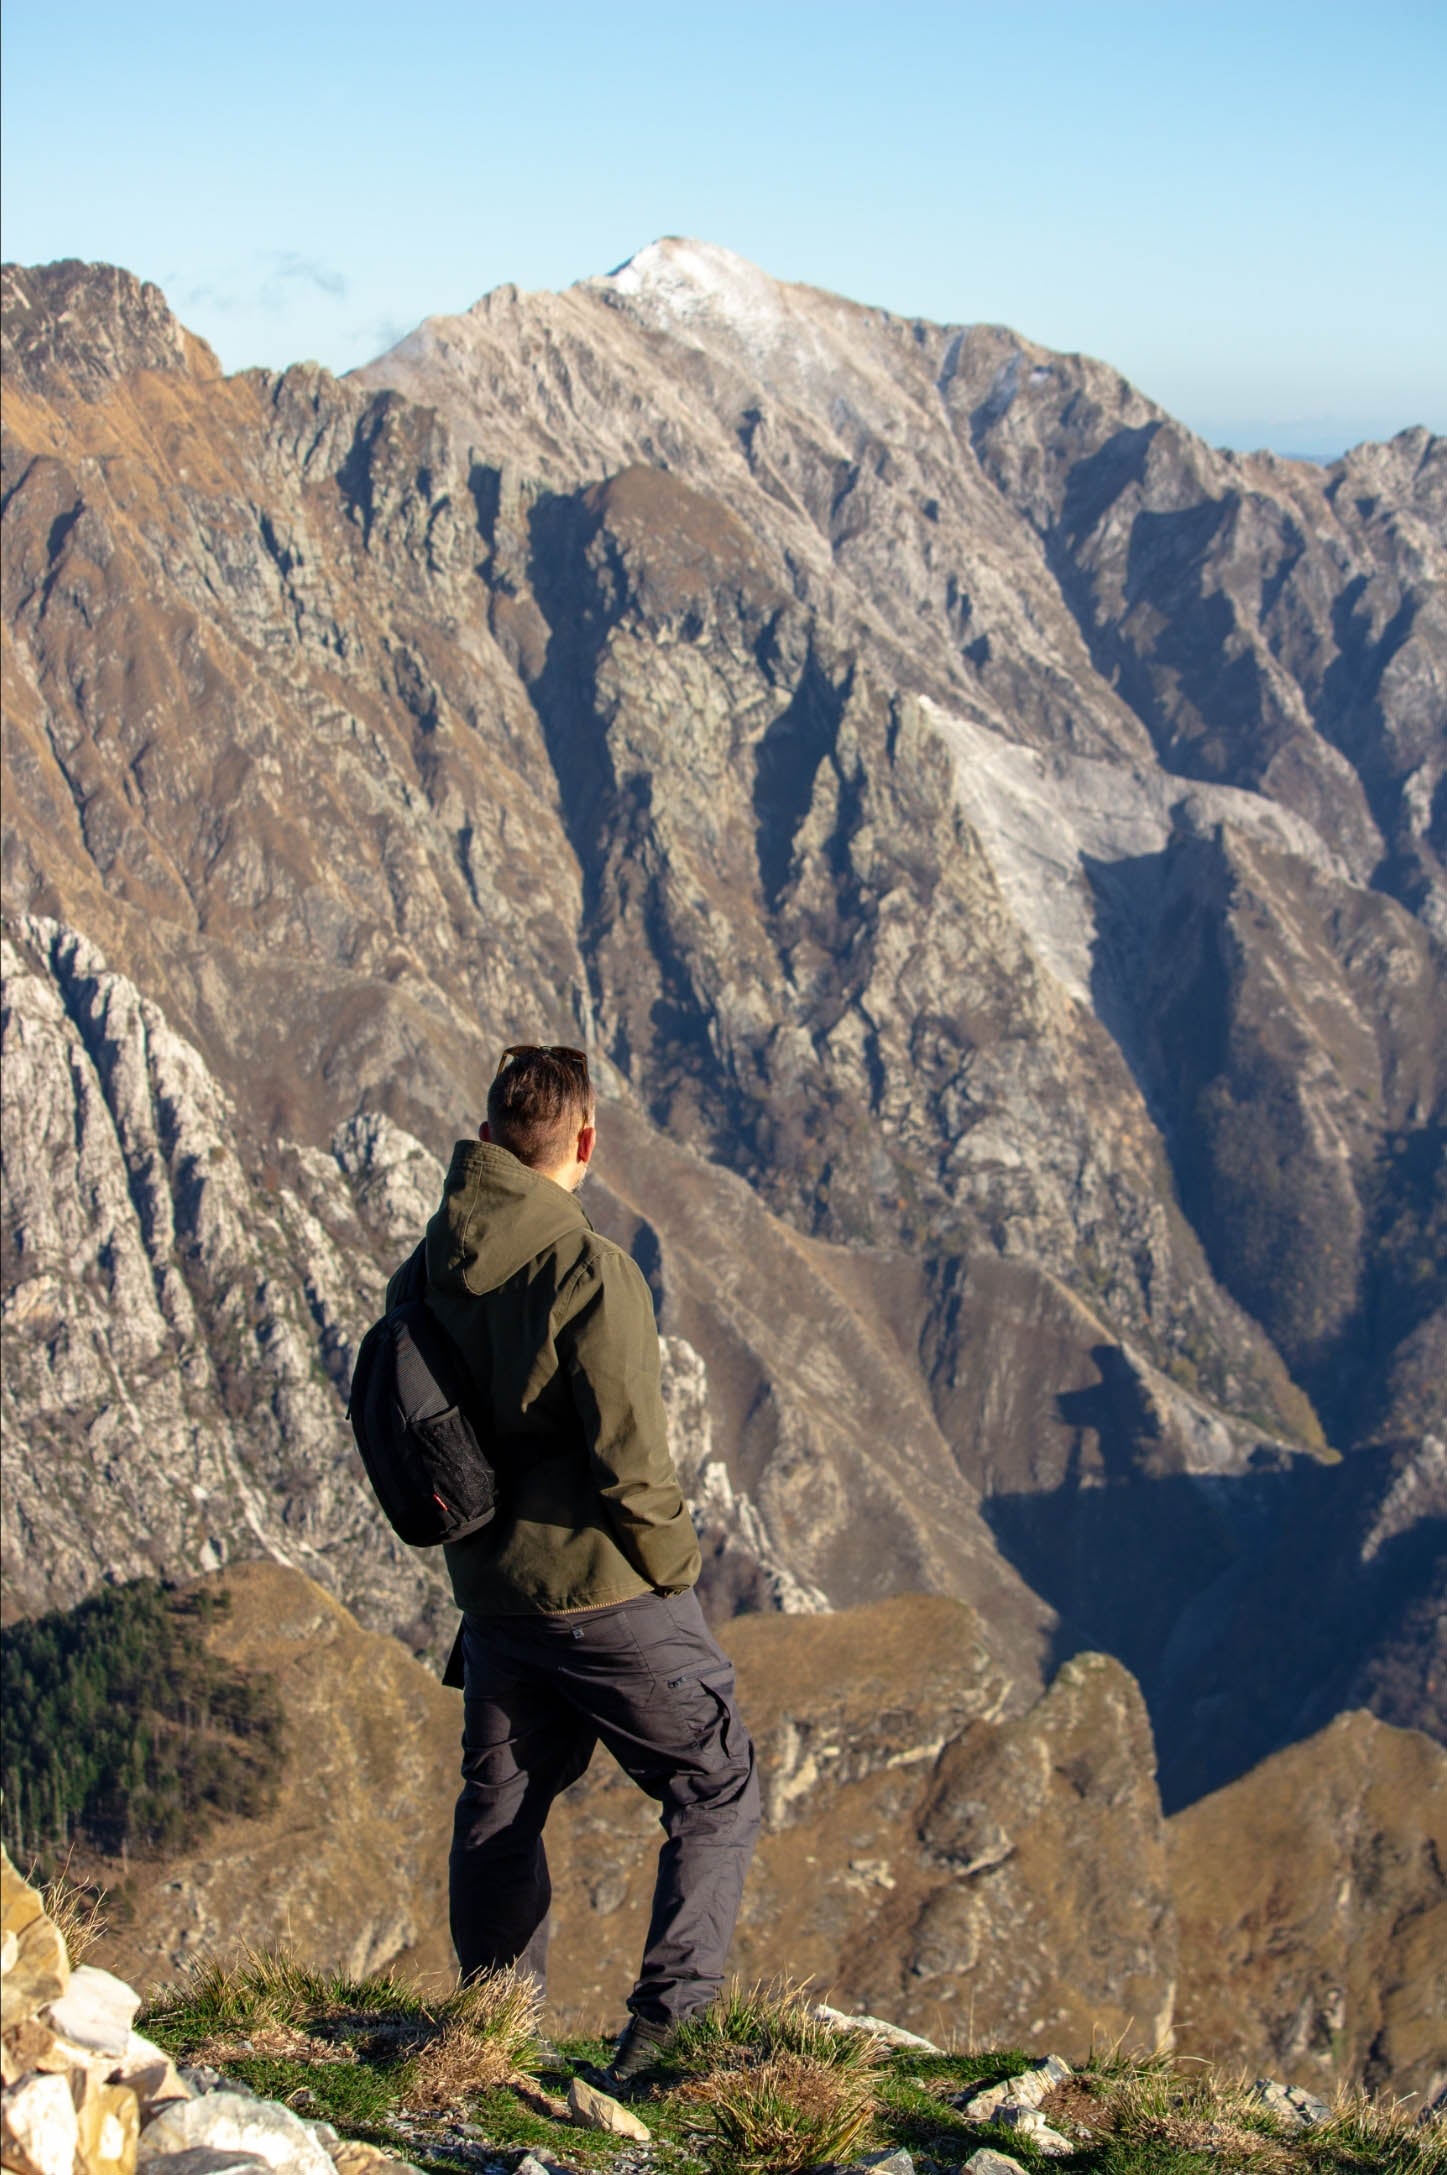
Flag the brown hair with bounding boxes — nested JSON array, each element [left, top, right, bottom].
[[487, 1048, 594, 1171]]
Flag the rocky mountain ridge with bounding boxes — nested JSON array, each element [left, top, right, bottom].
[[63, 1562, 1447, 2106], [1, 248, 1443, 1809]]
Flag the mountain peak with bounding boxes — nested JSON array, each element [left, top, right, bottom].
[[590, 237, 785, 321], [1, 259, 220, 401]]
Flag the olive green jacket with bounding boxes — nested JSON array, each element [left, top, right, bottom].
[[387, 1140, 700, 1618]]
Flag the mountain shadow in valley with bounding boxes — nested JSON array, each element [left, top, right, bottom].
[[983, 1422, 1446, 1811]]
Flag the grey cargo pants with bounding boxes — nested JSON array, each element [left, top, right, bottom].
[[450, 1589, 761, 2022]]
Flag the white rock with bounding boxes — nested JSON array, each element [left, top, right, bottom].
[[961, 2054, 1071, 2118], [963, 2152, 1028, 2175], [1249, 2077, 1331, 2128], [566, 2076, 650, 2141], [137, 2090, 336, 2175], [43, 1966, 141, 2057], [109, 2029, 191, 2112], [994, 2103, 1073, 2154], [811, 2002, 942, 2051], [1, 2070, 80, 2175]]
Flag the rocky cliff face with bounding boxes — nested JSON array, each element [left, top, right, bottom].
[[2, 247, 1443, 1803]]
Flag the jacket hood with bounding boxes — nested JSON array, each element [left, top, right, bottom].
[[428, 1140, 590, 1295]]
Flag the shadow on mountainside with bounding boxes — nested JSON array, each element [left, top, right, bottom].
[[983, 1440, 1446, 1811], [1079, 834, 1447, 1452]]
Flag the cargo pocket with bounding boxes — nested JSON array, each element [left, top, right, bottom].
[[663, 1661, 738, 1756]]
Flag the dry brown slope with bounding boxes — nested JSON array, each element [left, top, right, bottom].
[[1170, 1709, 1447, 2104]]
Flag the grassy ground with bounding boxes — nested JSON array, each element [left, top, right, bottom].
[[140, 1956, 1445, 2175]]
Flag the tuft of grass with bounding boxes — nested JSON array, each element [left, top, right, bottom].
[[656, 1983, 882, 2175], [37, 1853, 109, 1966], [696, 2052, 877, 2174], [436, 1967, 542, 2063], [665, 1979, 880, 2077], [1295, 2095, 1447, 2175]]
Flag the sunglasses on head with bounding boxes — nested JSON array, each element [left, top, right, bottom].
[[493, 1043, 591, 1086]]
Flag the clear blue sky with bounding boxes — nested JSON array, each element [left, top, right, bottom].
[[4, 0, 1444, 455]]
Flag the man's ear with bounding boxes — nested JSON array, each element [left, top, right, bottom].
[[479, 1120, 492, 1142], [577, 1123, 597, 1167]]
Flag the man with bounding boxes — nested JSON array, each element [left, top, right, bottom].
[[387, 1045, 760, 2088]]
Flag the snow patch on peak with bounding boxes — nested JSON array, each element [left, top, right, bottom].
[[595, 238, 783, 329]]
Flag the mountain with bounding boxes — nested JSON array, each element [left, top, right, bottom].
[[1, 245, 1443, 1810]]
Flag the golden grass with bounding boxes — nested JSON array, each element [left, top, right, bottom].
[[35, 1855, 109, 1967], [664, 1981, 882, 2173], [404, 2018, 522, 2109], [691, 2052, 877, 2174]]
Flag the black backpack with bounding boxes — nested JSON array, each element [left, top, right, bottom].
[[348, 1297, 498, 1547]]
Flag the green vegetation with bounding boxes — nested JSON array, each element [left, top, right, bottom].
[[135, 1955, 1445, 2174], [1, 1578, 284, 1865]]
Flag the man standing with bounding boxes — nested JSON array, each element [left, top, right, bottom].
[[388, 1045, 760, 2088]]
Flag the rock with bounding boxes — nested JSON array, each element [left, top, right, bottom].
[[512, 2156, 582, 2175], [1, 2069, 81, 2175], [107, 2036, 189, 2117], [2, 1849, 45, 1943], [131, 2154, 273, 2175], [992, 2104, 1073, 2155], [325, 2146, 423, 2175], [135, 2090, 336, 2175], [959, 2054, 1072, 2118], [175, 2072, 248, 2100], [962, 2153, 1028, 2175], [564, 2077, 651, 2140], [1248, 2078, 1331, 2128], [45, 1969, 142, 2059], [1, 1852, 70, 2031], [812, 2006, 941, 2051], [1419, 2079, 1447, 2126], [72, 2072, 139, 2175], [4, 2017, 72, 2077], [508, 2080, 571, 2121], [846, 2152, 916, 2173]]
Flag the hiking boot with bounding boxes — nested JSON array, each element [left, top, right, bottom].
[[598, 2012, 675, 2093]]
